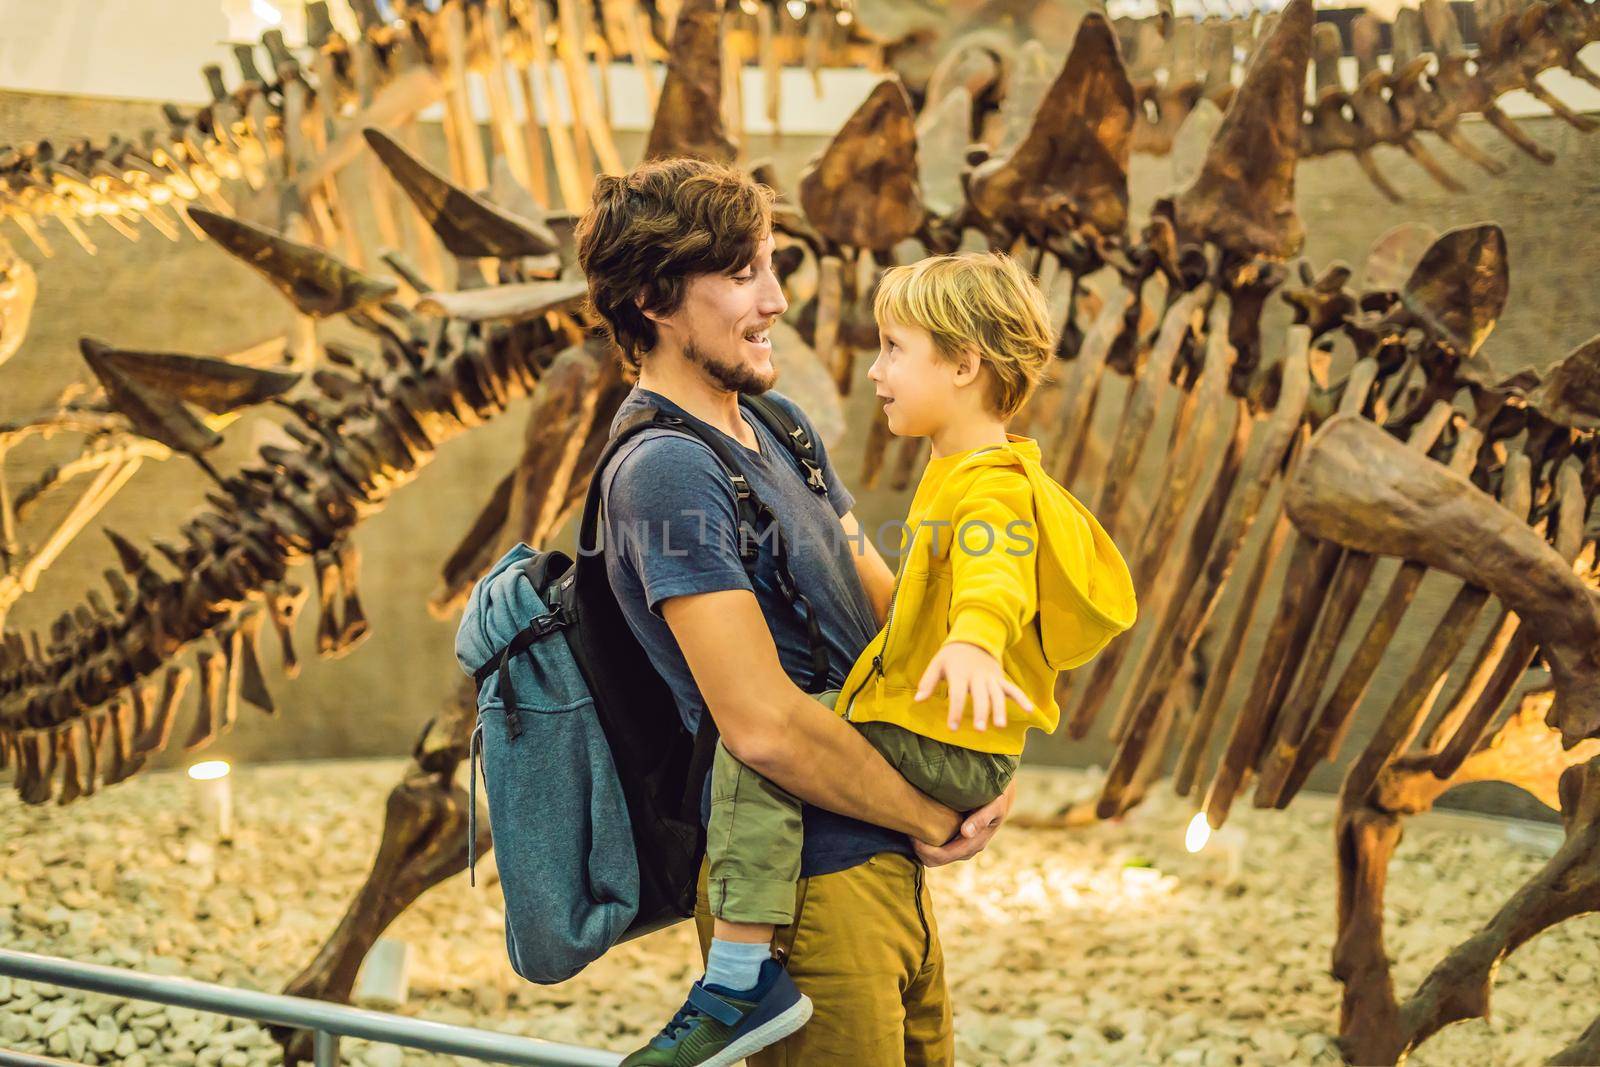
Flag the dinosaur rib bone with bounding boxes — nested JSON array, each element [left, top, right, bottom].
[[1286, 414, 1600, 748]]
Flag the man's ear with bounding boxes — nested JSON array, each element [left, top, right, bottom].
[[635, 288, 668, 327], [636, 292, 681, 329]]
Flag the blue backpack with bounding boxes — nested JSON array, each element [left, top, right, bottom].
[[456, 392, 833, 983]]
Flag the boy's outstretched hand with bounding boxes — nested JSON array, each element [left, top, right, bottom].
[[914, 640, 1034, 732]]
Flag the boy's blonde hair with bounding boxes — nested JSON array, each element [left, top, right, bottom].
[[872, 251, 1055, 420]]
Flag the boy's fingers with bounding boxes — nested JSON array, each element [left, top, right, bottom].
[[971, 683, 989, 731], [991, 680, 1008, 729], [914, 659, 940, 701], [1002, 677, 1034, 711], [947, 678, 965, 731]]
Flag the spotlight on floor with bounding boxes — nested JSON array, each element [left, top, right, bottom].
[[188, 759, 233, 841], [1185, 811, 1212, 853]]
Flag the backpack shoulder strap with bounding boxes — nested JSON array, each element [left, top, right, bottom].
[[741, 393, 830, 497], [583, 404, 764, 571], [585, 399, 832, 692]]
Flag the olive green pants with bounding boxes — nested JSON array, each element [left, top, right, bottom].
[[705, 688, 1019, 925]]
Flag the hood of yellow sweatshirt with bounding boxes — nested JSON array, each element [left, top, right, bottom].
[[926, 434, 1138, 670]]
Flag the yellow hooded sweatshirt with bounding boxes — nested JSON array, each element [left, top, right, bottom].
[[837, 434, 1137, 755]]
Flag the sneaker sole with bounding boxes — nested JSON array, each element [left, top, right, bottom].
[[699, 993, 814, 1067]]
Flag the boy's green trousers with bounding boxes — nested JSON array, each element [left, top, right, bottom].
[[705, 688, 1019, 925]]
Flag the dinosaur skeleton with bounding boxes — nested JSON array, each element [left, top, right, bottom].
[[4, 0, 1599, 256], [3, 0, 1600, 1064]]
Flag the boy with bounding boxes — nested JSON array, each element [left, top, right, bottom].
[[624, 252, 1137, 1066]]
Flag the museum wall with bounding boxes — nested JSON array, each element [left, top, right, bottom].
[[2, 85, 1592, 818]]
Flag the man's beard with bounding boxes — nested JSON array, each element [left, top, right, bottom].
[[684, 337, 777, 395]]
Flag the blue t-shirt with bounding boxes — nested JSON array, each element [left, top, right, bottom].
[[600, 385, 914, 877]]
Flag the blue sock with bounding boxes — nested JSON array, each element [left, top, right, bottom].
[[703, 937, 770, 993]]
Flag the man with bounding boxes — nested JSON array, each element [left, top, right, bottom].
[[574, 156, 1015, 1066]]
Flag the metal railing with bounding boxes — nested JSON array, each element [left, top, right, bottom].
[[0, 948, 621, 1067], [0, 1051, 74, 1067]]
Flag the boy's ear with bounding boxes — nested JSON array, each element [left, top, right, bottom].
[[953, 345, 985, 385]]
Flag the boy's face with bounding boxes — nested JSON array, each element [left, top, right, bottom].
[[648, 232, 787, 393], [868, 316, 980, 436]]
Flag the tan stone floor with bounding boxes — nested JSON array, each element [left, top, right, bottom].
[[2, 758, 1594, 1065]]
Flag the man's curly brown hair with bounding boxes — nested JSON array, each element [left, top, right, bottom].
[[574, 158, 776, 375]]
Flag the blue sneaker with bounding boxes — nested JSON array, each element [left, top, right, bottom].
[[621, 957, 813, 1066]]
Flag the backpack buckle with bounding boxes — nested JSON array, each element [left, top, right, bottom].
[[729, 473, 753, 501], [801, 459, 827, 494]]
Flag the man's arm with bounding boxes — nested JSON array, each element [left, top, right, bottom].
[[766, 394, 891, 627], [839, 510, 895, 627], [662, 587, 960, 846]]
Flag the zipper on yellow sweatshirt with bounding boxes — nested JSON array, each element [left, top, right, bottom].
[[843, 549, 907, 720]]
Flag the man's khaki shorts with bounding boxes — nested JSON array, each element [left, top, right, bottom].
[[693, 852, 954, 1066]]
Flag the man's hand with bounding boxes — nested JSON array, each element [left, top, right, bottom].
[[913, 779, 1015, 866], [914, 641, 1033, 731]]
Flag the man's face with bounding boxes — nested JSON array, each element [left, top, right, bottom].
[[656, 233, 788, 394]]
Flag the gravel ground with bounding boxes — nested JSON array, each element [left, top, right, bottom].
[[2, 758, 1595, 1066]]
